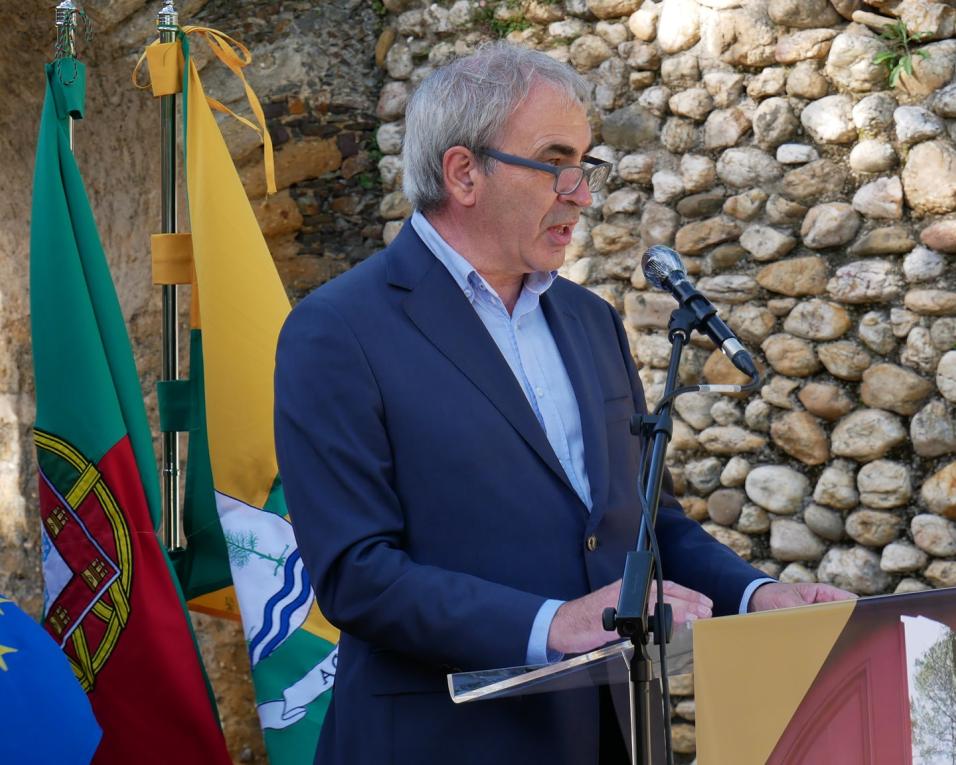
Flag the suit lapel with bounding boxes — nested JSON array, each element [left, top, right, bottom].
[[541, 289, 610, 518], [392, 232, 576, 495]]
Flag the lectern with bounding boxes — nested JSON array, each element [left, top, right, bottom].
[[449, 587, 956, 764], [448, 621, 695, 763]]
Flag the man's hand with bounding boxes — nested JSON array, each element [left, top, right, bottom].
[[547, 579, 713, 656], [749, 582, 856, 613]]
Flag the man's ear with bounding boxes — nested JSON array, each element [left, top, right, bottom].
[[442, 146, 480, 208]]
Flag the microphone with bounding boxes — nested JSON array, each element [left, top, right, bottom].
[[641, 245, 759, 380]]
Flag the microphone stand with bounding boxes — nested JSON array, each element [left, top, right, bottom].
[[603, 303, 702, 765]]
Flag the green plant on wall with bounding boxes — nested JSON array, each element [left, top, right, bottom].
[[475, 1, 532, 38], [873, 20, 930, 88]]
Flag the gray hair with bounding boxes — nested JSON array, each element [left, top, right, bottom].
[[401, 43, 591, 213]]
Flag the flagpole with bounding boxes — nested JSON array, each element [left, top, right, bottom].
[[158, 1, 184, 551], [55, 0, 78, 151]]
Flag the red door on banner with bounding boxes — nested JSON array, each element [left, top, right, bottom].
[[768, 619, 912, 765]]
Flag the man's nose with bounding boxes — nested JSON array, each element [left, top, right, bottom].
[[561, 178, 592, 207]]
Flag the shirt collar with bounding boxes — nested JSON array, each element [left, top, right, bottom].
[[410, 210, 557, 304]]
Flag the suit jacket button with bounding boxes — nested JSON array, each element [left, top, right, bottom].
[[586, 534, 599, 552]]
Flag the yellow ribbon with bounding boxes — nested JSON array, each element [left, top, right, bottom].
[[150, 232, 193, 285], [132, 25, 276, 196]]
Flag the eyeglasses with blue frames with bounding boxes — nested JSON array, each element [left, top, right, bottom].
[[481, 148, 612, 196]]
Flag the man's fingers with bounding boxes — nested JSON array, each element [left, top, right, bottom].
[[750, 582, 858, 612], [660, 580, 714, 609], [651, 596, 711, 622], [806, 584, 857, 603], [598, 578, 623, 599], [648, 580, 713, 621]]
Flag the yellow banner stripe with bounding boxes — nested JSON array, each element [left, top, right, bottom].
[[694, 600, 856, 764], [65, 461, 100, 509], [35, 428, 87, 469], [68, 656, 91, 692], [93, 612, 124, 675], [93, 481, 133, 594], [185, 54, 290, 508], [71, 628, 95, 690], [303, 600, 341, 645], [107, 580, 130, 625]]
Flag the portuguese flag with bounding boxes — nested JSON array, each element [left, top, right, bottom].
[[155, 27, 340, 763], [29, 58, 231, 764]]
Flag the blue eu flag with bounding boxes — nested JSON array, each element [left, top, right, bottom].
[[0, 595, 101, 764]]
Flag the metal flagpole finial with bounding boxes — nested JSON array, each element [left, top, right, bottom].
[[55, 0, 78, 28], [54, 0, 82, 68], [158, 1, 178, 30]]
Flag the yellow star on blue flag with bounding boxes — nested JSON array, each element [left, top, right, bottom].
[[0, 594, 100, 763], [0, 644, 17, 671]]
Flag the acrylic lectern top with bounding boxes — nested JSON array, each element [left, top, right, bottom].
[[448, 620, 694, 704]]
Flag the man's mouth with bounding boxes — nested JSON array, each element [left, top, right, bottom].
[[547, 222, 575, 245]]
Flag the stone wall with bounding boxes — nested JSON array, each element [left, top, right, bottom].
[[196, 0, 386, 298], [373, 0, 956, 758]]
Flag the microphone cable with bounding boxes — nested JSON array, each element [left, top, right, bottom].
[[651, 375, 763, 415]]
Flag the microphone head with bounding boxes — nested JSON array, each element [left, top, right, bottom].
[[642, 245, 687, 290]]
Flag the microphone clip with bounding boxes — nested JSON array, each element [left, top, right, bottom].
[[667, 297, 760, 380], [666, 301, 710, 345]]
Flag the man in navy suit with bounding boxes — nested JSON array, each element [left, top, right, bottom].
[[275, 43, 851, 764]]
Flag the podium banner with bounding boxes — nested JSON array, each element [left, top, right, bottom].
[[695, 588, 956, 765]]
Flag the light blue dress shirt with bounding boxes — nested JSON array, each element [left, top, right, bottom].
[[410, 211, 772, 665]]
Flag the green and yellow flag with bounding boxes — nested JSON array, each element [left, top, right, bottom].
[[142, 28, 339, 762], [30, 57, 231, 765]]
